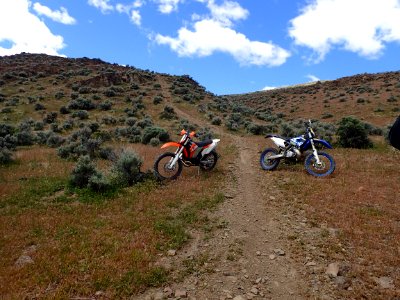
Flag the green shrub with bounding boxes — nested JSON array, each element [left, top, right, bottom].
[[280, 123, 295, 137], [160, 106, 177, 120], [57, 127, 107, 160], [246, 123, 269, 135], [357, 98, 365, 104], [88, 171, 112, 192], [0, 147, 13, 164], [71, 92, 79, 99], [195, 127, 213, 140], [178, 119, 197, 132], [1, 107, 12, 113], [43, 112, 58, 124], [336, 116, 373, 148], [98, 100, 113, 111], [69, 155, 98, 188], [137, 116, 153, 129], [68, 98, 95, 110], [78, 86, 92, 94], [16, 127, 35, 146], [72, 110, 89, 120], [149, 137, 160, 146], [0, 124, 15, 137], [63, 119, 74, 130], [110, 150, 143, 187], [34, 103, 46, 111], [0, 125, 17, 163], [126, 117, 137, 126], [60, 106, 70, 114], [55, 91, 64, 99], [153, 96, 163, 105], [46, 132, 65, 148], [142, 127, 169, 144], [101, 115, 117, 125], [33, 121, 44, 131], [363, 122, 383, 135], [211, 117, 222, 126], [124, 126, 142, 143]]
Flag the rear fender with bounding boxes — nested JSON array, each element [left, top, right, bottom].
[[270, 136, 286, 148], [201, 139, 220, 156]]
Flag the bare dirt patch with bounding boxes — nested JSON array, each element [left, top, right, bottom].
[[138, 135, 320, 299]]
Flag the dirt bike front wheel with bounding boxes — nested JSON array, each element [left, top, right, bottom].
[[154, 152, 183, 180], [304, 151, 335, 177]]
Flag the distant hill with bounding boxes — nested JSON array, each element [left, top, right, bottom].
[[1, 53, 399, 142], [225, 71, 400, 127], [0, 53, 215, 141]]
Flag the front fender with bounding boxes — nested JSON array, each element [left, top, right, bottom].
[[314, 139, 333, 149], [160, 142, 181, 149]]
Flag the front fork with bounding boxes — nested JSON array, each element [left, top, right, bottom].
[[168, 147, 183, 169], [310, 139, 321, 165]]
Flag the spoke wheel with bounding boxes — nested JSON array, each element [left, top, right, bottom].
[[260, 148, 280, 170], [200, 151, 218, 171], [154, 152, 183, 180], [304, 151, 335, 177]]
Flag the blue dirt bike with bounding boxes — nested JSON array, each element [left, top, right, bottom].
[[260, 120, 335, 177]]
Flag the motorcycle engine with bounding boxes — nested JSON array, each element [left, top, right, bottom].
[[286, 148, 301, 159]]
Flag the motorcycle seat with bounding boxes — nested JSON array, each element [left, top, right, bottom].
[[265, 134, 290, 141], [195, 139, 213, 147]]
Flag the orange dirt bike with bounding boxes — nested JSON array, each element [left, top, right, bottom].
[[154, 129, 220, 180]]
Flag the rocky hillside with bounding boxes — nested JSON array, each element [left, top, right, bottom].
[[225, 72, 400, 127], [0, 52, 212, 132], [1, 53, 399, 147]]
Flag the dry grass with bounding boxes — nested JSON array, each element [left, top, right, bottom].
[[0, 140, 231, 298], [0, 147, 72, 201], [258, 139, 400, 299]]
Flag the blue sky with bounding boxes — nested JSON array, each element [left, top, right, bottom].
[[1, 0, 400, 95]]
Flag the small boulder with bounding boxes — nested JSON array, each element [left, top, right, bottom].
[[326, 262, 340, 278], [15, 255, 34, 268], [374, 277, 395, 289]]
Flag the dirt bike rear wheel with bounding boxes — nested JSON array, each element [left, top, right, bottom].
[[199, 151, 218, 171], [260, 148, 280, 170]]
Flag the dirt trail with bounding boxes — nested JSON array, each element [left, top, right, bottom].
[[139, 131, 311, 299], [137, 86, 316, 300], [177, 135, 308, 299], [137, 91, 311, 299]]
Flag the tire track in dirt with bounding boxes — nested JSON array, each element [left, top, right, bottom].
[[137, 90, 309, 298], [185, 135, 309, 299], [138, 133, 309, 299]]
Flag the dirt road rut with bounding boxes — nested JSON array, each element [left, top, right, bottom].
[[139, 135, 310, 299]]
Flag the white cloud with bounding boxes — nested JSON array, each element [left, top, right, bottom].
[[289, 0, 400, 62], [262, 86, 277, 91], [306, 74, 320, 82], [116, 2, 143, 26], [155, 1, 290, 66], [0, 0, 65, 56], [154, 0, 182, 14], [130, 10, 142, 26], [33, 3, 76, 25], [88, 0, 114, 14], [207, 0, 248, 26]]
